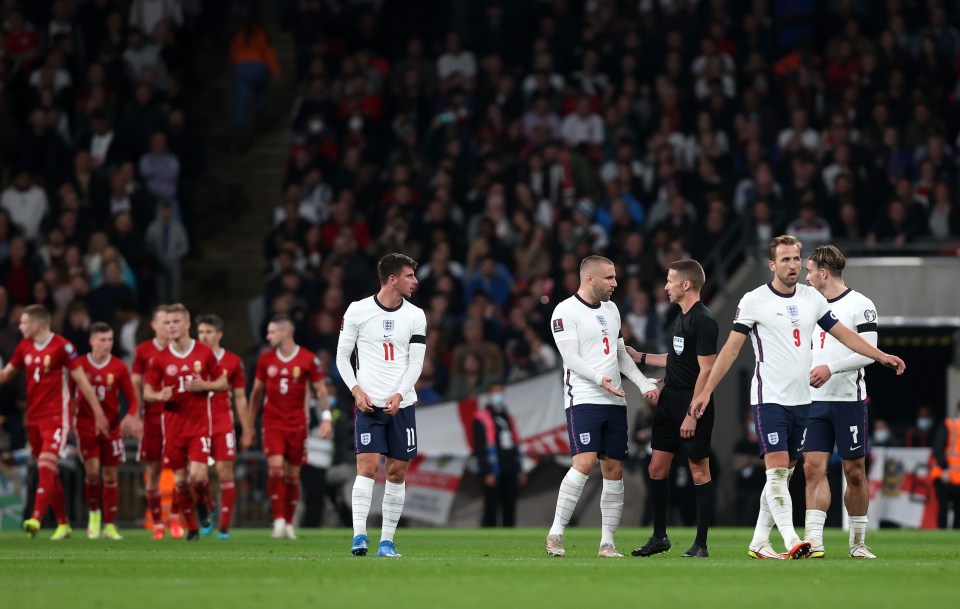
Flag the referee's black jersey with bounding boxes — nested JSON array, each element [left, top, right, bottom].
[[663, 301, 719, 390]]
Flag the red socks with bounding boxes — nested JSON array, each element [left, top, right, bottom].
[[85, 479, 102, 513], [219, 479, 236, 532], [103, 481, 119, 524], [146, 487, 163, 527], [268, 467, 284, 521], [32, 458, 58, 522], [176, 482, 198, 531], [284, 477, 300, 524]]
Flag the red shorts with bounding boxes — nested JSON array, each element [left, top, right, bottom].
[[77, 427, 125, 467], [263, 426, 307, 466], [210, 429, 236, 462], [27, 414, 69, 459], [162, 433, 211, 470], [138, 410, 164, 463]]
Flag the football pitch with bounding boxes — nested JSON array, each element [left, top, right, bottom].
[[1, 527, 957, 608]]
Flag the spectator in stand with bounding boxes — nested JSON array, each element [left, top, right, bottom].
[[904, 405, 937, 448], [785, 201, 832, 249], [144, 200, 188, 303], [229, 17, 280, 130], [1, 171, 48, 244], [139, 131, 180, 214]]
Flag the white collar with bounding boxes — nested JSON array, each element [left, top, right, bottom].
[[169, 339, 195, 359], [276, 345, 300, 363], [87, 353, 112, 369]]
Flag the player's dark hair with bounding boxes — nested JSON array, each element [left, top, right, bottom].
[[767, 235, 802, 261], [196, 314, 224, 332], [669, 259, 706, 292], [378, 253, 418, 284], [809, 245, 846, 277], [22, 304, 51, 324], [270, 314, 293, 326], [90, 321, 112, 335]]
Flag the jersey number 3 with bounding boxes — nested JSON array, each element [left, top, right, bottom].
[[602, 337, 610, 355]]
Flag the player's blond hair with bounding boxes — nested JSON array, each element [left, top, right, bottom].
[[22, 304, 51, 325], [767, 235, 802, 261], [579, 255, 614, 281], [166, 303, 190, 321]]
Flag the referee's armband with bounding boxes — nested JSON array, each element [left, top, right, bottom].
[[732, 323, 751, 335], [817, 311, 839, 332]]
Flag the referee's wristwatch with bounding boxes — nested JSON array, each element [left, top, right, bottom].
[[639, 352, 647, 365]]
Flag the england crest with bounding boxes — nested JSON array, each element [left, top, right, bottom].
[[596, 315, 607, 328], [360, 433, 371, 446], [579, 432, 591, 445], [673, 336, 684, 355], [383, 319, 394, 334], [786, 305, 799, 319], [767, 432, 780, 445]]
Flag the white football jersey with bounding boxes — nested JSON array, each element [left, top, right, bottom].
[[734, 282, 836, 406], [338, 295, 427, 408], [551, 295, 625, 408], [810, 288, 877, 402]]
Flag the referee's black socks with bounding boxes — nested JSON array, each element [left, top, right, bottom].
[[694, 480, 715, 548], [650, 478, 669, 539]]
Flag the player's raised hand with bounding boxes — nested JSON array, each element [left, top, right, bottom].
[[600, 376, 626, 397], [680, 413, 697, 439], [352, 386, 374, 412], [878, 353, 906, 375], [689, 393, 710, 419], [809, 364, 832, 388], [384, 393, 402, 416]]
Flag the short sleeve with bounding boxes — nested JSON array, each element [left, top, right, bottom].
[[10, 342, 25, 369], [64, 341, 81, 369], [255, 354, 267, 382], [145, 358, 162, 387], [232, 360, 247, 389], [551, 304, 577, 344], [732, 292, 756, 334], [696, 314, 719, 356], [855, 297, 879, 333], [132, 348, 146, 375], [412, 309, 427, 341], [309, 354, 324, 382]]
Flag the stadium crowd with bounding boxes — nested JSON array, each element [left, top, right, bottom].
[[261, 0, 960, 404], [0, 0, 209, 452]]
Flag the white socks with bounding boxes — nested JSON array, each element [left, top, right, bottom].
[[600, 479, 624, 545], [751, 466, 794, 547], [549, 468, 588, 536], [805, 509, 827, 548], [352, 475, 374, 536], [765, 467, 801, 547], [849, 515, 868, 547], [381, 481, 406, 543]]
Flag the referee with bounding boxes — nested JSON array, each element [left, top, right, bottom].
[[629, 260, 718, 558]]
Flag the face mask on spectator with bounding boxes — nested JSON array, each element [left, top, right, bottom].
[[490, 392, 505, 408], [746, 424, 756, 436], [917, 417, 933, 431], [873, 428, 891, 444]]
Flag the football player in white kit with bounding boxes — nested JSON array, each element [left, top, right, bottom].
[[545, 255, 660, 558], [689, 236, 904, 559], [803, 245, 879, 558], [336, 253, 427, 558]]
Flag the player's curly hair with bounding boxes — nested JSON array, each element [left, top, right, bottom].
[[808, 245, 846, 277]]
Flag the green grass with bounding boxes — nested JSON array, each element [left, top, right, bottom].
[[1, 527, 957, 608]]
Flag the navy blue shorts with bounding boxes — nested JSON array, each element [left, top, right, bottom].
[[566, 403, 628, 460], [803, 400, 868, 460], [354, 406, 418, 461], [753, 403, 809, 458]]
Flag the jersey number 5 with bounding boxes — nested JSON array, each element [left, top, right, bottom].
[[602, 337, 610, 355]]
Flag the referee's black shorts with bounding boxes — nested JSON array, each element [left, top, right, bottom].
[[650, 386, 714, 460]]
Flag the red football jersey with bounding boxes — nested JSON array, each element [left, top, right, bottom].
[[11, 333, 81, 422], [133, 338, 166, 415], [255, 346, 323, 430], [75, 354, 137, 433], [145, 340, 221, 436], [211, 348, 246, 428]]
